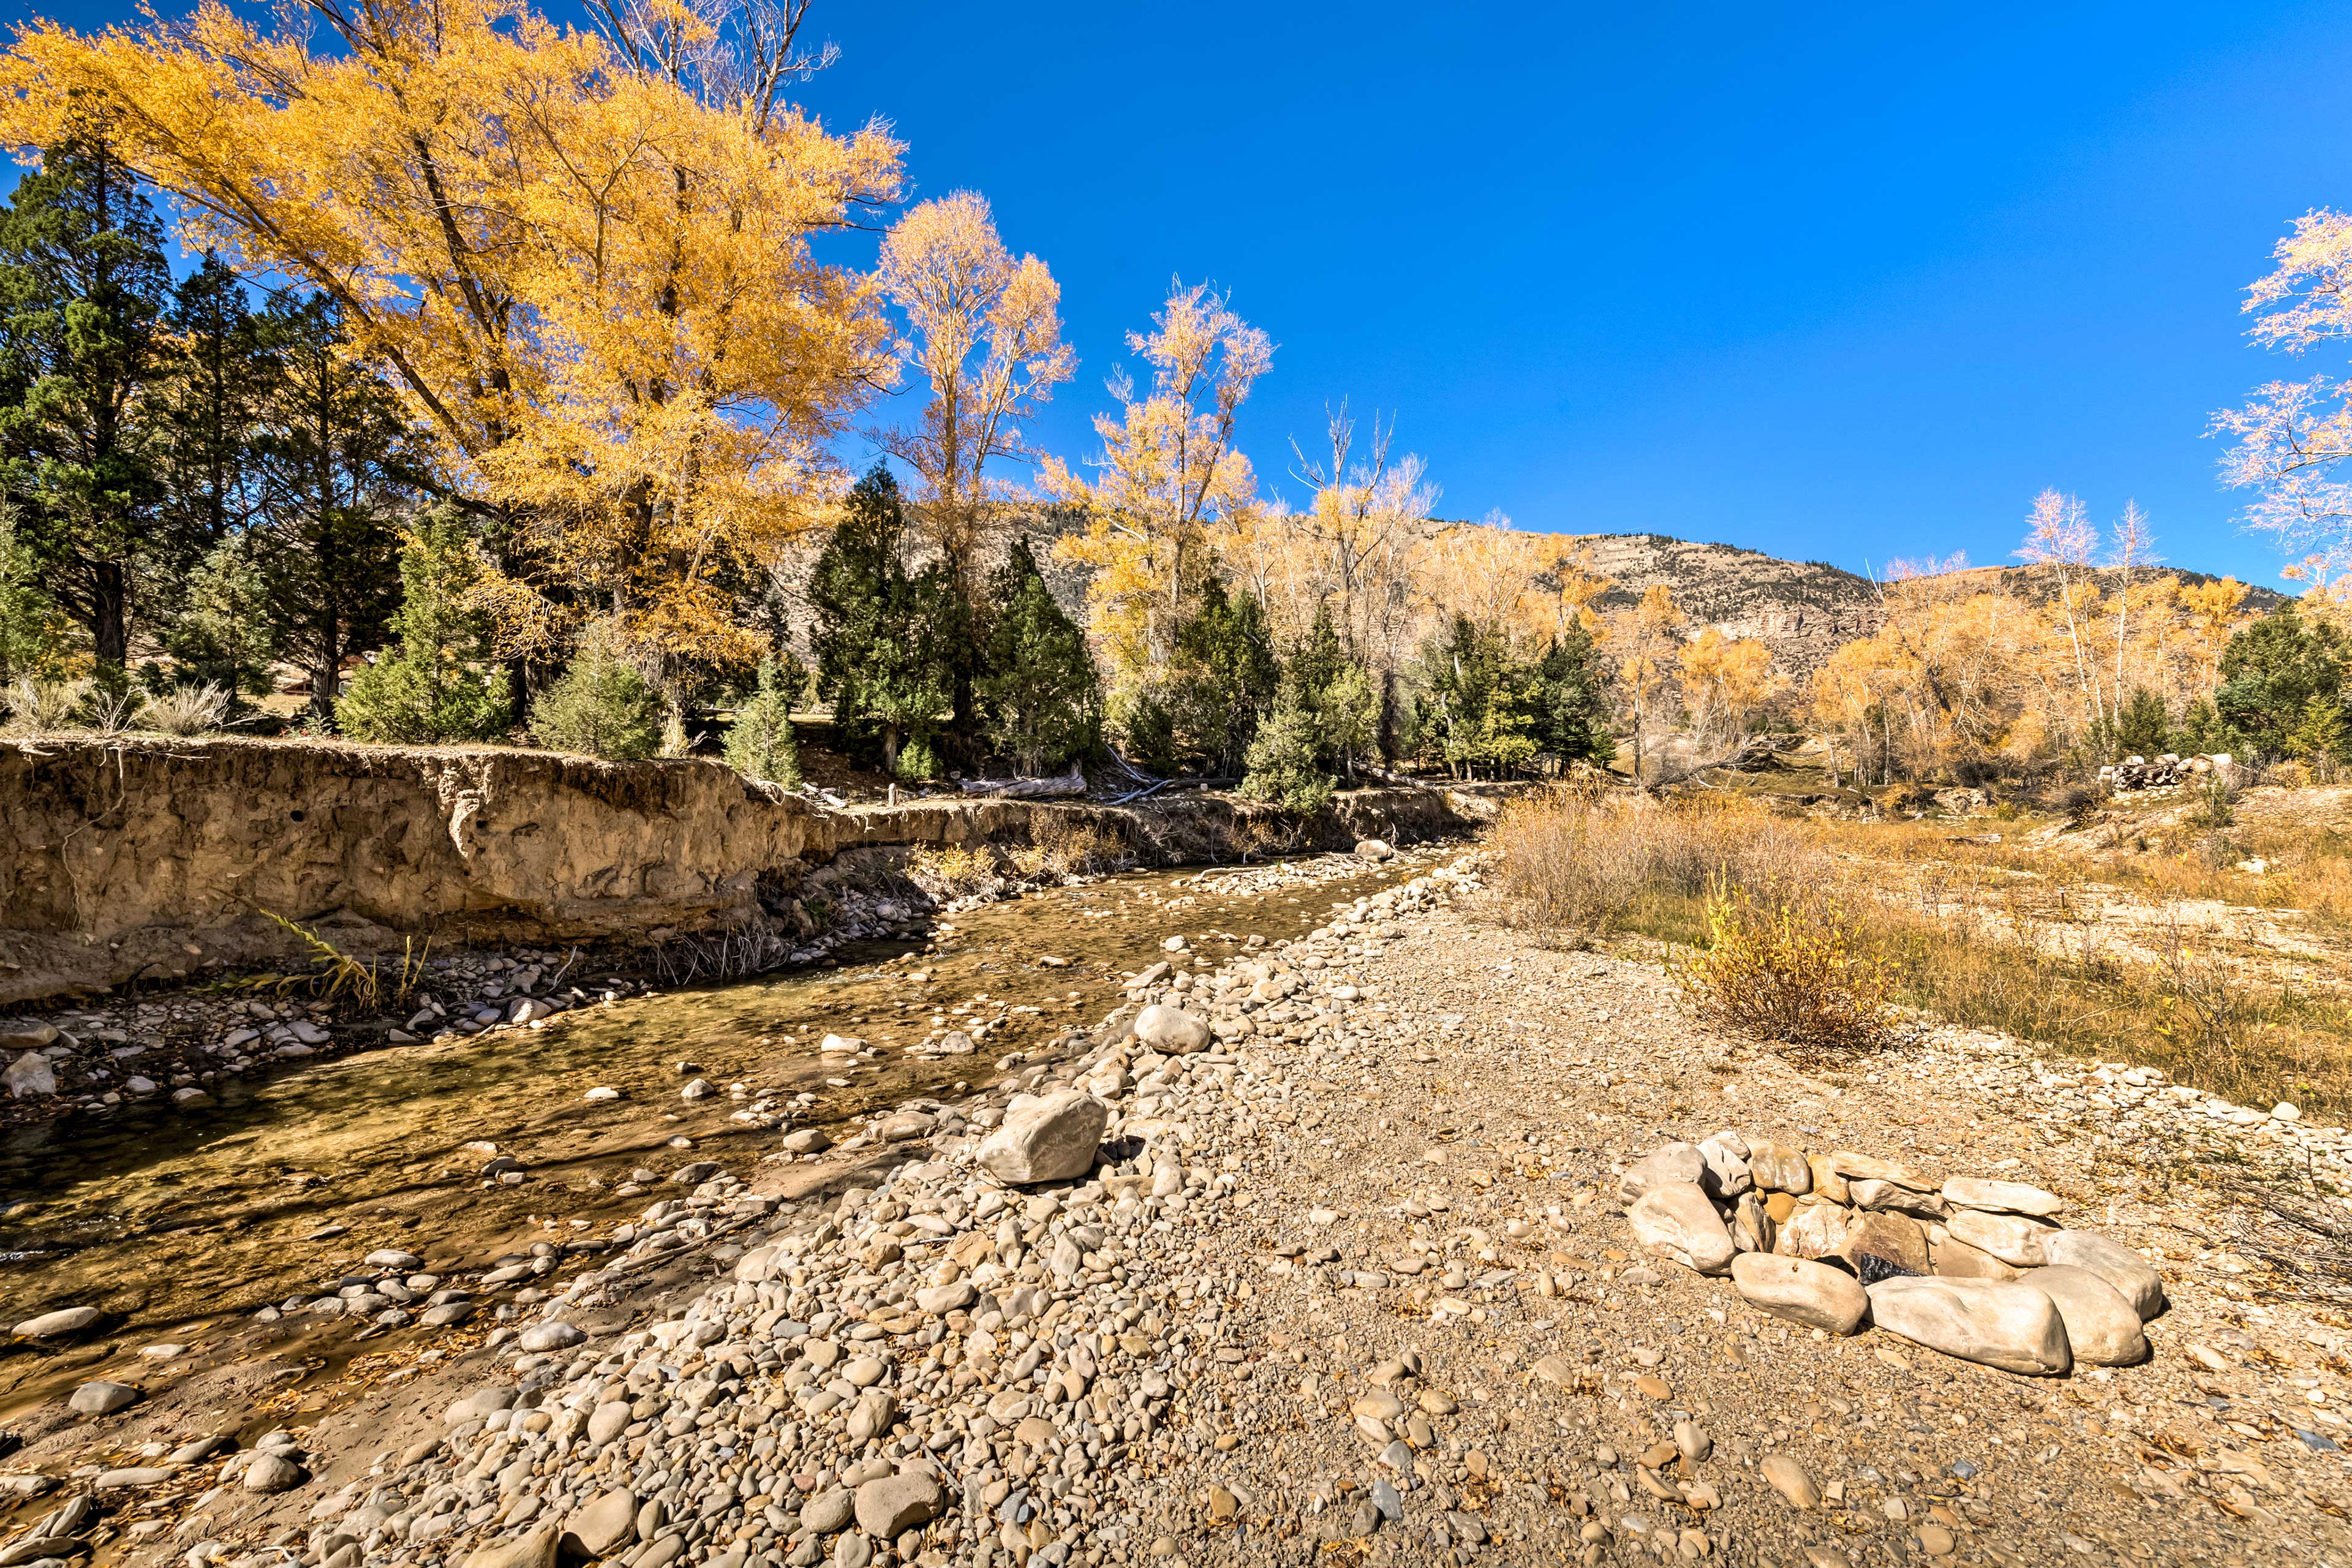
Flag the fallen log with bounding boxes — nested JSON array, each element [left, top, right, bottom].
[[959, 763, 1088, 799]]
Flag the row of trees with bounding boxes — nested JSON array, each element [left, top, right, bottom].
[[4, 0, 2342, 805], [0, 135, 417, 715], [0, 0, 1653, 799], [1800, 491, 2352, 783]]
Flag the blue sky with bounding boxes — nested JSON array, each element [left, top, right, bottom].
[[12, 1, 2352, 585], [788, 0, 2352, 585]]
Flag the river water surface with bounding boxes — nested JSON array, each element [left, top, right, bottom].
[[0, 853, 1421, 1417]]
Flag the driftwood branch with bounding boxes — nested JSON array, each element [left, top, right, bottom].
[[959, 763, 1088, 799]]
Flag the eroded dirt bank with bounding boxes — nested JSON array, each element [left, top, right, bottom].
[[0, 736, 1493, 1005], [4, 853, 2344, 1568]]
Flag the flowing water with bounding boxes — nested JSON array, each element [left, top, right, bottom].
[[0, 853, 1423, 1417]]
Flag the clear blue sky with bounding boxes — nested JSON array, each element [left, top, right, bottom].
[[790, 0, 2352, 586], [11, 1, 2351, 586]]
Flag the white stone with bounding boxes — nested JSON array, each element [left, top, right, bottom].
[[1730, 1253, 1868, 1335], [2020, 1266, 2149, 1366], [1940, 1177, 2064, 1217], [1133, 1005, 1211, 1054], [13, 1306, 101, 1340], [976, 1090, 1107, 1185], [1864, 1276, 2071, 1376], [1943, 1208, 2056, 1267], [1626, 1183, 1735, 1276], [2040, 1231, 2165, 1321], [1617, 1143, 1706, 1205], [6, 1051, 56, 1099]]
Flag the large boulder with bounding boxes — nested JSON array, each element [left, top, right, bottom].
[[1730, 1253, 1868, 1335], [1744, 1139, 1812, 1194], [1928, 1233, 2019, 1281], [13, 1306, 101, 1340], [1945, 1208, 2057, 1268], [854, 1471, 946, 1537], [2021, 1266, 2149, 1366], [1941, 1177, 2064, 1217], [1131, 1005, 1212, 1055], [5, 1051, 56, 1099], [561, 1489, 640, 1558], [1626, 1183, 1735, 1276], [462, 1525, 560, 1568], [1865, 1276, 2071, 1376], [1829, 1152, 1934, 1191], [242, 1452, 306, 1494], [2040, 1231, 2165, 1321], [1772, 1199, 1850, 1261], [1831, 1210, 1929, 1281], [976, 1090, 1109, 1186], [1695, 1132, 1753, 1199], [1616, 1144, 1707, 1206], [69, 1380, 140, 1416]]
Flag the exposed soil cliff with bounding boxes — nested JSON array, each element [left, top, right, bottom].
[[0, 737, 1490, 1003]]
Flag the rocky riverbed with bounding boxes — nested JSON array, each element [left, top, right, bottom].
[[4, 851, 2348, 1568]]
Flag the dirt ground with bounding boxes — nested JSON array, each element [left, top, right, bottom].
[[6, 851, 2348, 1568]]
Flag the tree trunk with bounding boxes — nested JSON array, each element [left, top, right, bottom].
[[92, 558, 129, 671], [311, 601, 341, 722]]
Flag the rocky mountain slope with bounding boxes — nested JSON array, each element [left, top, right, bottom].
[[1562, 535, 1882, 678]]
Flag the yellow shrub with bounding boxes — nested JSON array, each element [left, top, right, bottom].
[[908, 845, 999, 898], [1675, 883, 1893, 1053]]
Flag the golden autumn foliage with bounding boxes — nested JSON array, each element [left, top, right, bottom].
[[0, 0, 903, 703], [1807, 502, 2259, 783], [874, 190, 1073, 594], [1044, 281, 1270, 686]]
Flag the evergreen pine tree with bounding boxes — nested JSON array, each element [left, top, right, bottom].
[[1528, 620, 1615, 766], [978, 537, 1098, 774], [2215, 603, 2347, 758], [163, 532, 274, 707], [724, 653, 801, 786], [529, 621, 663, 761], [336, 510, 510, 744], [249, 293, 414, 721], [2291, 692, 2351, 766], [807, 466, 951, 776], [2113, 686, 2171, 760], [0, 502, 60, 684], [0, 127, 173, 671], [2173, 696, 2247, 758], [1240, 684, 1334, 814], [1168, 576, 1278, 774], [1314, 663, 1374, 776], [153, 251, 270, 577]]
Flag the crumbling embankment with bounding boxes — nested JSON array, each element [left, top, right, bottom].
[[0, 737, 1494, 1003]]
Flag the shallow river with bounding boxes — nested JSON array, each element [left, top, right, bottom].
[[0, 853, 1419, 1416]]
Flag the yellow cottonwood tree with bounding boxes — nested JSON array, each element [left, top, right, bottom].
[[1043, 281, 1271, 685], [0, 0, 902, 714], [1678, 626, 1779, 752], [1607, 584, 1685, 785], [874, 190, 1074, 596]]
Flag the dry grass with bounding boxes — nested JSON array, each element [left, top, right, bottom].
[[907, 845, 1001, 899], [1492, 790, 2352, 1117], [243, 912, 431, 1014], [136, 682, 234, 736], [1488, 790, 1815, 944], [1006, 814, 1124, 880]]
